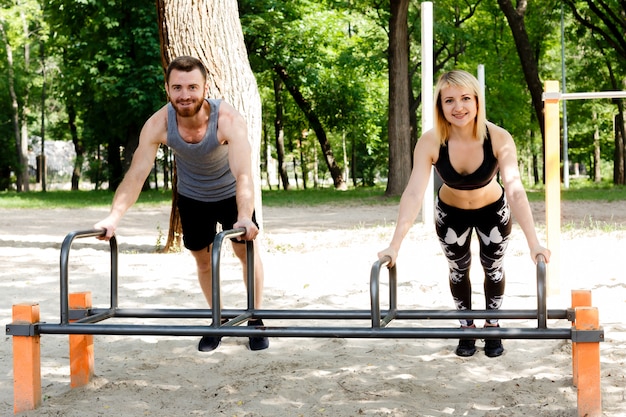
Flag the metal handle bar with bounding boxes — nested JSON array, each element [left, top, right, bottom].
[[59, 229, 117, 325], [370, 254, 550, 329], [370, 256, 397, 328], [210, 228, 254, 327], [536, 254, 547, 328]]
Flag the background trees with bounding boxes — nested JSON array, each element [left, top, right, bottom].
[[0, 1, 624, 193]]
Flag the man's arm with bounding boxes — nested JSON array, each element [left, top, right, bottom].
[[217, 101, 258, 241], [95, 106, 167, 239]]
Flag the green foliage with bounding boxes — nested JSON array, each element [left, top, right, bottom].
[[240, 0, 389, 186], [0, 0, 624, 192], [45, 0, 163, 188]]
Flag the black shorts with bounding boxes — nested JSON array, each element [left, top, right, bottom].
[[177, 194, 258, 251]]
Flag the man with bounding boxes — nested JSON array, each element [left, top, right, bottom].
[[94, 56, 268, 352]]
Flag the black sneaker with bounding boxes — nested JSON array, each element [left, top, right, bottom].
[[198, 318, 228, 352], [198, 335, 221, 352], [484, 324, 504, 357], [248, 319, 269, 351], [484, 339, 504, 357], [455, 338, 477, 357]]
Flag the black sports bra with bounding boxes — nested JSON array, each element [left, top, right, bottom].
[[434, 128, 499, 191]]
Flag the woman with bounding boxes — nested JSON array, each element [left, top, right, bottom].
[[378, 70, 551, 358]]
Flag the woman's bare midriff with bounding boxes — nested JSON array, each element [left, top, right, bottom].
[[438, 178, 503, 210]]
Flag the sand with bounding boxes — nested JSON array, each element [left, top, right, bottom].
[[1, 199, 625, 416]]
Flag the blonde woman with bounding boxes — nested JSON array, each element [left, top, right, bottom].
[[378, 70, 551, 357]]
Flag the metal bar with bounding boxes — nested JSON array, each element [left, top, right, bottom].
[[36, 322, 572, 339], [210, 228, 246, 327], [245, 239, 255, 312], [109, 236, 118, 310], [536, 255, 547, 328], [543, 90, 626, 101], [59, 229, 111, 325], [369, 258, 384, 327], [73, 310, 116, 324], [86, 307, 568, 320]]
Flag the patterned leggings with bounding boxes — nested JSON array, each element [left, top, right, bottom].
[[435, 190, 512, 327]]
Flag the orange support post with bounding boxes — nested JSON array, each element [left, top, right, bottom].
[[571, 290, 592, 387], [69, 292, 94, 388], [573, 306, 602, 417], [12, 303, 42, 414], [543, 81, 562, 296]]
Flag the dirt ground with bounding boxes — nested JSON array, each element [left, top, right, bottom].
[[1, 199, 625, 416]]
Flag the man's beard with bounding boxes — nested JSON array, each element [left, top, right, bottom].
[[171, 98, 204, 117]]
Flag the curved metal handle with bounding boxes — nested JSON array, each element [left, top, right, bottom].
[[370, 256, 395, 328], [210, 228, 248, 326], [60, 229, 117, 324], [535, 254, 547, 329]]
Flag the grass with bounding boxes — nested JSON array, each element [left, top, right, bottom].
[[0, 189, 173, 209], [0, 181, 625, 209], [525, 180, 626, 202]]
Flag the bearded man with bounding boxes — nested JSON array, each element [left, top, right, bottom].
[[95, 56, 268, 352]]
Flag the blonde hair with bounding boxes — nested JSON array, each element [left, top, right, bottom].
[[433, 70, 486, 145]]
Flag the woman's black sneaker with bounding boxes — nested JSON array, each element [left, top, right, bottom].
[[484, 324, 504, 357], [455, 338, 477, 357], [484, 339, 504, 357]]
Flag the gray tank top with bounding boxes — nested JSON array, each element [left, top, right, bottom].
[[166, 98, 236, 202]]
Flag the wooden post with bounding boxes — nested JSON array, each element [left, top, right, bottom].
[[12, 303, 42, 413], [571, 290, 592, 387], [573, 306, 602, 417], [544, 81, 561, 296], [69, 292, 94, 388]]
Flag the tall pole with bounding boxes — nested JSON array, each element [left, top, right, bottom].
[[420, 2, 434, 224], [477, 64, 485, 113], [561, 4, 569, 189], [544, 81, 562, 297], [40, 40, 47, 192]]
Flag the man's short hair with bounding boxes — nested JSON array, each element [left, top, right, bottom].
[[166, 56, 207, 84]]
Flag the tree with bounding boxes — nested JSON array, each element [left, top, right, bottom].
[[0, 1, 42, 192], [497, 1, 551, 150], [46, 0, 163, 190], [156, 0, 263, 251], [384, 0, 412, 196], [563, 0, 626, 184]]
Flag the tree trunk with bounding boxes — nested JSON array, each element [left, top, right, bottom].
[[156, 0, 263, 252], [0, 20, 29, 192], [385, 0, 412, 197], [497, 0, 546, 162], [273, 77, 290, 190], [68, 104, 85, 191]]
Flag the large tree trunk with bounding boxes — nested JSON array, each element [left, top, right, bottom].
[[385, 0, 412, 197], [156, 0, 263, 252], [0, 19, 29, 192], [497, 0, 546, 159]]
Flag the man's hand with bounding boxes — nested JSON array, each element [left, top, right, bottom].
[[233, 218, 259, 241], [93, 216, 118, 241]]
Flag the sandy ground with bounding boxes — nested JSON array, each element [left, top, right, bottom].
[[1, 199, 625, 416]]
